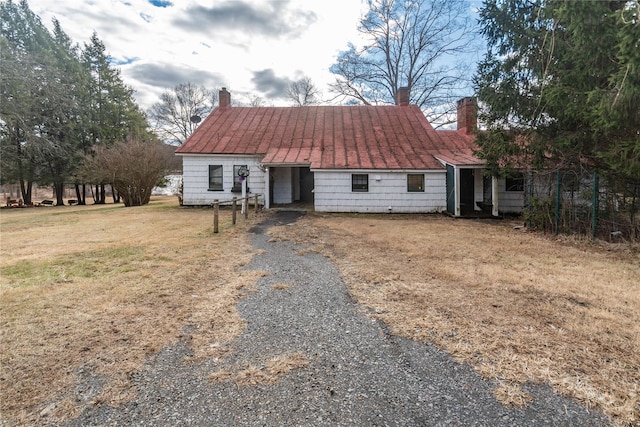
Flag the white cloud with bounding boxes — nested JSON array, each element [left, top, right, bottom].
[[28, 0, 367, 110]]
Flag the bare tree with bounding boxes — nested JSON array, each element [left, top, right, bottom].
[[247, 94, 267, 107], [148, 83, 215, 145], [287, 76, 321, 106], [330, 0, 477, 125], [82, 136, 171, 207]]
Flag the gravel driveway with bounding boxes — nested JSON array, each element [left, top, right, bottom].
[[68, 211, 609, 426]]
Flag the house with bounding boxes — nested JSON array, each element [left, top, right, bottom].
[[175, 88, 524, 216]]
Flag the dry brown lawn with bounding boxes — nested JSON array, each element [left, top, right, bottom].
[[2, 200, 638, 426], [0, 197, 265, 424], [269, 213, 640, 427]]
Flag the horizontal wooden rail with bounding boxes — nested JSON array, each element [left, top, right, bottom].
[[212, 194, 262, 233]]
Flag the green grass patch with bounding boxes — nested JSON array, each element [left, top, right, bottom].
[[0, 246, 144, 289], [0, 212, 80, 231]]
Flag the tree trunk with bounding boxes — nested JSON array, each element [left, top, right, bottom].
[[74, 183, 86, 205], [94, 184, 106, 204], [111, 185, 120, 203], [19, 178, 33, 205], [53, 182, 65, 205], [17, 153, 33, 205]]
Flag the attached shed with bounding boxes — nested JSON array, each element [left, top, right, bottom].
[[175, 89, 523, 216]]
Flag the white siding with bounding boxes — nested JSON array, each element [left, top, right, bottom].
[[180, 155, 265, 205], [313, 170, 446, 213], [498, 178, 524, 213]]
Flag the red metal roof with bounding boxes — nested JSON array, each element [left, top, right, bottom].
[[431, 130, 484, 166], [175, 105, 481, 170]]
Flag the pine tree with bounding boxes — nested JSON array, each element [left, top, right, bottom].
[[80, 32, 149, 203], [1, 1, 150, 204], [475, 0, 640, 179], [0, 0, 70, 204]]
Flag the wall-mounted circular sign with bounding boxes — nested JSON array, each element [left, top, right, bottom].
[[237, 166, 250, 177]]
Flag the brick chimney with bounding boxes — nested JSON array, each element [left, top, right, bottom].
[[457, 97, 477, 134], [396, 87, 409, 106], [219, 87, 231, 108]]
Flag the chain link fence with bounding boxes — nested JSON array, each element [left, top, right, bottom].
[[524, 169, 640, 242]]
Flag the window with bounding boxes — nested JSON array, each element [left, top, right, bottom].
[[562, 171, 579, 192], [208, 165, 223, 190], [506, 174, 524, 192], [232, 165, 247, 192], [352, 174, 369, 192], [407, 174, 424, 192]]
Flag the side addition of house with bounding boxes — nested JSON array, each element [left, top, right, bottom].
[[175, 88, 524, 216]]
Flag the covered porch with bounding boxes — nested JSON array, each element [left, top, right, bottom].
[[436, 154, 500, 218], [262, 164, 314, 209]]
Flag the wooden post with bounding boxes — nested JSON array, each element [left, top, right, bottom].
[[555, 170, 562, 235], [526, 170, 533, 229], [213, 200, 219, 233], [592, 171, 599, 241], [232, 197, 237, 225], [254, 194, 259, 213], [243, 196, 249, 220]]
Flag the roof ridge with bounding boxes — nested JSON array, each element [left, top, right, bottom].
[[177, 104, 477, 170]]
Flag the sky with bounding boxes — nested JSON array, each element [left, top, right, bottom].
[[27, 0, 482, 113]]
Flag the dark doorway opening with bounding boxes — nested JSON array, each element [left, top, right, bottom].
[[460, 169, 475, 214], [299, 167, 314, 202]]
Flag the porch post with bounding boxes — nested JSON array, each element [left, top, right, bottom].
[[454, 167, 461, 216], [264, 167, 270, 209], [492, 176, 499, 217]]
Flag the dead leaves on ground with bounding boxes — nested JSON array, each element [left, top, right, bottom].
[[209, 353, 309, 387]]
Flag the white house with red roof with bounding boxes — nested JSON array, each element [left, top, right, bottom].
[[175, 88, 524, 216]]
